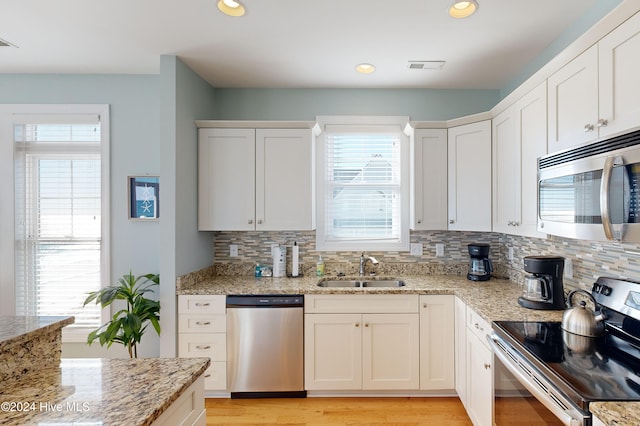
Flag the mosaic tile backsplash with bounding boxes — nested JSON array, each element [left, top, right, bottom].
[[211, 230, 640, 292]]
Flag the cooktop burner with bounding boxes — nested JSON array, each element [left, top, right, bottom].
[[493, 320, 640, 409]]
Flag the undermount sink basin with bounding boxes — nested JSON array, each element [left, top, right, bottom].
[[317, 279, 405, 288]]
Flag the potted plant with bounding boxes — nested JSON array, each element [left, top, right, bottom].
[[83, 271, 160, 358]]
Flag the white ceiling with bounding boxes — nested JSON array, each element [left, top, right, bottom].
[[1, 0, 601, 89]]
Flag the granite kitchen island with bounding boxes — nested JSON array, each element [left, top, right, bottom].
[[0, 316, 210, 426]]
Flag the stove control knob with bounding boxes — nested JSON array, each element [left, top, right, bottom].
[[601, 285, 612, 296]]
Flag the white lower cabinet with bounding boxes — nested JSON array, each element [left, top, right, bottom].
[[152, 376, 206, 426], [457, 301, 493, 426], [419, 295, 455, 390], [178, 295, 227, 392], [304, 294, 420, 390]]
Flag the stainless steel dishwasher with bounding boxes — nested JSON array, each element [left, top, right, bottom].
[[226, 295, 305, 398]]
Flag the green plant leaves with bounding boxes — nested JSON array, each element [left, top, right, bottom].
[[83, 271, 160, 358]]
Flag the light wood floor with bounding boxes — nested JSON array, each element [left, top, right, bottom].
[[205, 397, 472, 425]]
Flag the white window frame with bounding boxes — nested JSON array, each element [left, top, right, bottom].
[[0, 104, 110, 343], [316, 115, 410, 252]]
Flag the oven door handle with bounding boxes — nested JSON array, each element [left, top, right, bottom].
[[488, 334, 585, 426]]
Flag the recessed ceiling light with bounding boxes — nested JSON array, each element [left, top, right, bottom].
[[448, 1, 478, 19], [356, 63, 376, 74], [217, 0, 246, 17]]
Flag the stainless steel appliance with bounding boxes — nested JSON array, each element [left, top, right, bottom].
[[518, 255, 566, 310], [490, 277, 640, 425], [467, 243, 493, 281], [537, 128, 640, 242], [226, 295, 305, 398]]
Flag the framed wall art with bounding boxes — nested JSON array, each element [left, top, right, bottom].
[[128, 176, 159, 220]]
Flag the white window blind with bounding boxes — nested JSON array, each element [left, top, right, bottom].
[[14, 115, 103, 328], [321, 124, 406, 249]]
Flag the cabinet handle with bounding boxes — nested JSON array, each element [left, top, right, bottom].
[[194, 302, 210, 307], [204, 373, 212, 378], [484, 363, 491, 370], [584, 123, 595, 132], [507, 221, 513, 226], [248, 219, 253, 224], [355, 322, 360, 327], [257, 219, 263, 224], [195, 345, 211, 350], [195, 321, 211, 326], [597, 118, 608, 128], [417, 219, 422, 224], [449, 220, 454, 224]]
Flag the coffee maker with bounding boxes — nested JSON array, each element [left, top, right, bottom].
[[518, 255, 566, 310], [467, 243, 493, 281]]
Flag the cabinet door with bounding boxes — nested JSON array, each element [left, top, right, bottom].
[[362, 313, 420, 390], [492, 106, 517, 234], [304, 313, 362, 390], [411, 129, 448, 230], [419, 295, 455, 390], [466, 331, 493, 426], [599, 11, 640, 138], [198, 128, 255, 230], [547, 45, 599, 153], [454, 297, 467, 408], [256, 128, 315, 230], [448, 120, 492, 231], [516, 81, 547, 238]]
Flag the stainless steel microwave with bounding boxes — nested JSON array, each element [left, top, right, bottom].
[[538, 128, 640, 242]]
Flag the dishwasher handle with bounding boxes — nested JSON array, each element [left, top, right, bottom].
[[226, 294, 304, 308]]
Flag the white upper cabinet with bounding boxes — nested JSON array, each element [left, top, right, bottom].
[[198, 125, 316, 231], [548, 11, 640, 153], [411, 128, 448, 231], [493, 82, 547, 237], [598, 11, 640, 138], [448, 120, 492, 232]]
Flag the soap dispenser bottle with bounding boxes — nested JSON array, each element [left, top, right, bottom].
[[316, 256, 325, 276]]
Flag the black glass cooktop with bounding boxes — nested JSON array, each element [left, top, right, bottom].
[[493, 321, 640, 407]]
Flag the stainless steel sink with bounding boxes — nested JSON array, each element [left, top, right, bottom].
[[316, 280, 361, 288], [361, 280, 405, 287], [317, 279, 405, 288]]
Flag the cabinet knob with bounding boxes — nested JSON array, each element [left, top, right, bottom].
[[484, 363, 491, 370], [248, 219, 253, 224], [417, 219, 422, 224], [365, 323, 369, 327], [257, 219, 263, 224], [597, 118, 608, 128], [507, 221, 513, 226], [355, 322, 360, 327], [449, 220, 454, 224], [423, 303, 428, 308], [584, 123, 595, 132]]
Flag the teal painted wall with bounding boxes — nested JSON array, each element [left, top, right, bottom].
[[211, 88, 499, 121]]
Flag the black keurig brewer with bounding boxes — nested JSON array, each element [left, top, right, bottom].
[[518, 255, 566, 310], [467, 243, 493, 281]]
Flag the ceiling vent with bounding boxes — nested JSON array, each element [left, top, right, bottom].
[[0, 38, 17, 48], [407, 61, 445, 70]]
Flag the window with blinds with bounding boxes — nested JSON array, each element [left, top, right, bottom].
[[317, 120, 409, 251], [14, 114, 104, 329]]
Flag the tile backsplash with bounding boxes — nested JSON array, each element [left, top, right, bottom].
[[212, 230, 640, 292]]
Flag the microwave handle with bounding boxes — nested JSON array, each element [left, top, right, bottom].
[[601, 155, 621, 241]]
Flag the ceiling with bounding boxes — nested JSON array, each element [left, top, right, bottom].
[[1, 0, 603, 89]]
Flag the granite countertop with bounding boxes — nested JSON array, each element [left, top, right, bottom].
[[178, 272, 640, 425], [177, 273, 566, 323], [0, 357, 211, 426], [0, 316, 74, 351]]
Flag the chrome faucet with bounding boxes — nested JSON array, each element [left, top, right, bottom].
[[359, 253, 379, 276]]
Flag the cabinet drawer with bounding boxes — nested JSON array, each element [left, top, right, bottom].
[[467, 308, 491, 348], [179, 314, 226, 333], [203, 362, 227, 391], [179, 333, 226, 361], [179, 295, 225, 314], [305, 294, 419, 314]]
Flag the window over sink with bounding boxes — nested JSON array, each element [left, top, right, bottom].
[[316, 116, 410, 251]]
